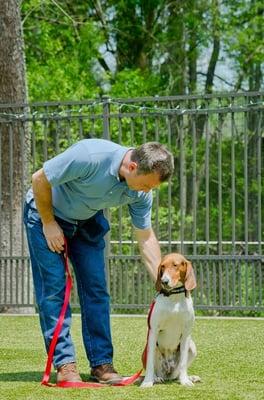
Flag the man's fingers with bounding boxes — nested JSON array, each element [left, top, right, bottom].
[[43, 221, 65, 253], [54, 238, 64, 252], [58, 236, 65, 246], [54, 237, 64, 247], [47, 238, 64, 253], [47, 240, 56, 253]]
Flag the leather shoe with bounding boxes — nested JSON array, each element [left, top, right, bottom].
[[90, 363, 123, 384], [57, 362, 82, 383]]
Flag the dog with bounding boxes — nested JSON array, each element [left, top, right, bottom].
[[140, 253, 200, 388]]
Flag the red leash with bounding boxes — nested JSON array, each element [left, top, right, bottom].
[[41, 239, 142, 388], [141, 299, 156, 369]]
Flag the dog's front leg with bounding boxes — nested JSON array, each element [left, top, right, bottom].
[[140, 328, 158, 388], [178, 334, 194, 387]]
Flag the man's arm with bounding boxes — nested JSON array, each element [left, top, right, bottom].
[[134, 227, 161, 281], [32, 168, 64, 253]]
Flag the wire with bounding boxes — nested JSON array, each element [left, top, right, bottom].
[[0, 99, 263, 120]]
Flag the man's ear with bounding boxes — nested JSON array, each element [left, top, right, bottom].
[[128, 161, 138, 172], [184, 261, 197, 291]]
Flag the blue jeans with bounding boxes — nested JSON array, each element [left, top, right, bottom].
[[23, 201, 112, 369]]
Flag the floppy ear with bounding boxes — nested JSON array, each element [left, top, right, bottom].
[[155, 262, 163, 292], [184, 260, 196, 291]]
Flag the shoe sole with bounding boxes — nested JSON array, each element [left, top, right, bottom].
[[57, 379, 83, 384], [90, 376, 123, 385]]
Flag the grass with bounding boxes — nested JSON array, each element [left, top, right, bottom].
[[0, 315, 264, 400]]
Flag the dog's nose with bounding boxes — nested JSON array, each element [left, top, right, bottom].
[[161, 276, 169, 285]]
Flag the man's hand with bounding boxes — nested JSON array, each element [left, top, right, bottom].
[[32, 168, 65, 253], [43, 220, 65, 253]]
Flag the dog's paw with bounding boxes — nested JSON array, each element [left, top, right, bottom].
[[179, 377, 194, 387], [189, 375, 201, 383], [154, 375, 164, 384], [140, 380, 154, 388]]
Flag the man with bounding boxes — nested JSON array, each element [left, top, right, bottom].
[[24, 139, 174, 384]]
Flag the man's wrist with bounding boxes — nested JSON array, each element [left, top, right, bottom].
[[41, 215, 56, 225]]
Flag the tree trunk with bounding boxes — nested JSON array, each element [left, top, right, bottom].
[[115, 2, 155, 72], [0, 0, 33, 313], [164, 3, 187, 95], [195, 0, 220, 135]]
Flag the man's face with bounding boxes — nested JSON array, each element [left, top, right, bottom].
[[126, 170, 161, 193]]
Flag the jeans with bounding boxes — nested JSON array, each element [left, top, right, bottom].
[[23, 201, 112, 369]]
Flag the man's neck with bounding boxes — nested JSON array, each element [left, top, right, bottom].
[[118, 149, 132, 180]]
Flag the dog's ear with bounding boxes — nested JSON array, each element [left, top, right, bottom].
[[155, 262, 163, 292], [184, 260, 196, 291]]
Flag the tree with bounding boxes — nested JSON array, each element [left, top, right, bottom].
[[223, 0, 264, 239], [21, 1, 263, 99], [21, 0, 104, 100], [0, 0, 32, 312]]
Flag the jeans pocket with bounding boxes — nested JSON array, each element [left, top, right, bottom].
[[78, 211, 110, 244], [24, 202, 41, 228], [55, 216, 76, 238]]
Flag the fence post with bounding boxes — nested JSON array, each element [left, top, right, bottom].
[[102, 95, 110, 141], [102, 96, 111, 294]]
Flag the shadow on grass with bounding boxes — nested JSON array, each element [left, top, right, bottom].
[[0, 372, 183, 388], [0, 371, 51, 382], [0, 372, 107, 384]]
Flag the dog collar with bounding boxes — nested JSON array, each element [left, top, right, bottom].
[[160, 286, 186, 297]]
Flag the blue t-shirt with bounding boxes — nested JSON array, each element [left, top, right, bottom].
[[26, 139, 152, 230]]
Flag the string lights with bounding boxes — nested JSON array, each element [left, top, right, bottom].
[[0, 98, 263, 121]]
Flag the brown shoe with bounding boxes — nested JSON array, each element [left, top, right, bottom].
[[57, 362, 82, 383], [90, 363, 123, 384]]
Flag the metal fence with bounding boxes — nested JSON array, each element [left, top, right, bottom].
[[0, 92, 263, 314]]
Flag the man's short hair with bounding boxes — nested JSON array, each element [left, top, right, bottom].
[[131, 142, 174, 182]]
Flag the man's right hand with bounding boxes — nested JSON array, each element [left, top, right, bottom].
[[43, 220, 65, 253]]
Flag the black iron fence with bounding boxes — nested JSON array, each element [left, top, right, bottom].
[[0, 92, 263, 313]]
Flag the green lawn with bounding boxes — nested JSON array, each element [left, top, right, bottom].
[[0, 315, 264, 400]]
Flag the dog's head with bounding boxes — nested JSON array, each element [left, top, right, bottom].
[[155, 253, 196, 293]]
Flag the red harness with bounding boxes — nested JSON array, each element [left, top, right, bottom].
[[41, 239, 143, 388]]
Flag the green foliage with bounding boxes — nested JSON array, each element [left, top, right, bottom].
[[222, 0, 264, 90], [110, 69, 161, 98], [21, 0, 263, 101], [22, 1, 104, 100]]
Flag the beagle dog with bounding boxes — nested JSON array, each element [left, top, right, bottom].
[[141, 253, 200, 388]]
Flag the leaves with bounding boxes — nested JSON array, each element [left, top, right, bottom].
[[21, 0, 263, 99]]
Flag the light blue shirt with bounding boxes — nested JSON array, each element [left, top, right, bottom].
[[27, 139, 152, 229]]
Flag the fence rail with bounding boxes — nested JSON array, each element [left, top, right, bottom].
[[0, 91, 263, 313]]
